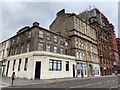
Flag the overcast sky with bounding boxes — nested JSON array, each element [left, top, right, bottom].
[[0, 0, 119, 42]]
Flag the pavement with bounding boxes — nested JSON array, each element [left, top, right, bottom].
[[1, 74, 119, 88]]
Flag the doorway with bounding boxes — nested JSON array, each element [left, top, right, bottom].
[[89, 64, 93, 76], [6, 61, 10, 76], [35, 61, 41, 79], [73, 64, 75, 77]]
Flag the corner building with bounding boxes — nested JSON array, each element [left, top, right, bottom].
[[1, 22, 76, 79]]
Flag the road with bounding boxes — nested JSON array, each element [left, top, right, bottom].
[[2, 75, 120, 89]]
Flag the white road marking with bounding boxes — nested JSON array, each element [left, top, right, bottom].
[[84, 84, 90, 87], [0, 85, 9, 88], [70, 82, 102, 88], [1, 82, 10, 85], [0, 82, 10, 88], [110, 86, 118, 89], [70, 85, 84, 88]]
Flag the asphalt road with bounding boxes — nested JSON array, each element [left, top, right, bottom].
[[2, 75, 120, 89]]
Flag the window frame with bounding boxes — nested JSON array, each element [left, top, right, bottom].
[[38, 30, 43, 38], [38, 42, 43, 51], [49, 59, 62, 71]]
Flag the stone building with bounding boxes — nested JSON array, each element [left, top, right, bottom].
[[116, 37, 120, 73], [1, 22, 76, 79], [79, 8, 115, 75], [50, 9, 100, 77], [0, 39, 11, 75]]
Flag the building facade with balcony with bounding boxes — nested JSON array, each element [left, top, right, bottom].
[[50, 9, 100, 77]]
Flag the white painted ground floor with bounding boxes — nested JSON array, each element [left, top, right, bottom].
[[1, 51, 100, 80]]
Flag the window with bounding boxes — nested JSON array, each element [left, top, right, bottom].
[[28, 31, 31, 38], [38, 42, 43, 51], [49, 59, 62, 71], [60, 38, 64, 45], [60, 48, 64, 54], [84, 65, 87, 75], [18, 59, 21, 71], [17, 37, 20, 43], [53, 46, 57, 53], [54, 35, 58, 43], [12, 60, 16, 71], [12, 39, 14, 44], [24, 58, 28, 71], [79, 51, 82, 59], [15, 47, 17, 55], [66, 61, 69, 71], [38, 30, 43, 38], [46, 32, 50, 40], [20, 45, 24, 53], [46, 44, 50, 52], [27, 43, 30, 52], [88, 52, 91, 61], [94, 67, 99, 75]]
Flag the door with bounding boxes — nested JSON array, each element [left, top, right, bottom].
[[6, 61, 10, 76], [89, 64, 93, 76], [35, 61, 41, 79], [73, 64, 75, 77]]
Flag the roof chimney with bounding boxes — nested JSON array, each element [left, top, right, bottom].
[[33, 22, 39, 27], [57, 9, 65, 16]]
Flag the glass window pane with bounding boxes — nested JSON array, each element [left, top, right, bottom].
[[38, 42, 43, 51], [38, 30, 43, 38]]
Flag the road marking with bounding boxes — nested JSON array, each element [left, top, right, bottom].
[[110, 86, 118, 89], [70, 85, 84, 88], [1, 82, 10, 85], [97, 82, 102, 84], [0, 82, 10, 88], [84, 84, 90, 87], [70, 82, 102, 88]]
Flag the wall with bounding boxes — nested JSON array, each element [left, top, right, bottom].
[[3, 51, 76, 79]]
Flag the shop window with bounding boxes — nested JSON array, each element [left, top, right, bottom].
[[49, 59, 61, 71]]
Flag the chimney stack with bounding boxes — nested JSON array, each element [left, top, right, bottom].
[[33, 22, 39, 27]]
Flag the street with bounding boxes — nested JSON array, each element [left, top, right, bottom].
[[1, 75, 120, 89]]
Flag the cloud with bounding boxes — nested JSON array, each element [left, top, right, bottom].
[[1, 2, 118, 42]]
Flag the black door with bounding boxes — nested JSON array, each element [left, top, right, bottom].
[[6, 61, 10, 76], [73, 64, 75, 77], [35, 61, 41, 79]]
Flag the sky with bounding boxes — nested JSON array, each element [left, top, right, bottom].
[[0, 0, 119, 42]]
